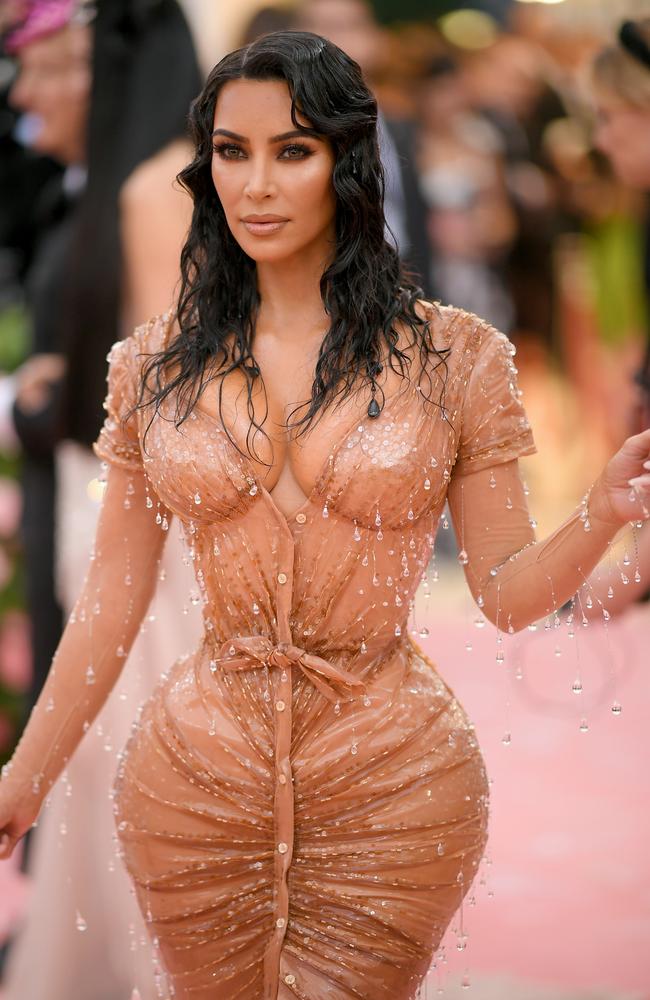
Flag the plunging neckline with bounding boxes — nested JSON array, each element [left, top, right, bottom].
[[156, 310, 440, 526], [193, 378, 424, 527]]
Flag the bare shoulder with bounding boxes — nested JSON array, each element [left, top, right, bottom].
[[120, 139, 193, 210]]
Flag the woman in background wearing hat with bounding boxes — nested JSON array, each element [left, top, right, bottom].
[[1, 2, 202, 998]]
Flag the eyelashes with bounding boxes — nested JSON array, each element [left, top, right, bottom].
[[212, 142, 315, 161]]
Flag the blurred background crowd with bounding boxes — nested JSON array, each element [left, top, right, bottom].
[[0, 0, 649, 998]]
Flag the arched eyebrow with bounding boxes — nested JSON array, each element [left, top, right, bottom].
[[211, 128, 323, 143]]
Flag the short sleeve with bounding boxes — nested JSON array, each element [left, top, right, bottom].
[[93, 335, 143, 471], [453, 321, 536, 476]]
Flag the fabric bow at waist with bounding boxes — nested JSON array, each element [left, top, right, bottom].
[[216, 637, 365, 703]]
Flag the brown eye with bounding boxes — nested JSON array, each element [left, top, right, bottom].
[[213, 143, 245, 160], [280, 144, 313, 159]]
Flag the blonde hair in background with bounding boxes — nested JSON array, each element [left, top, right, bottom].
[[592, 18, 650, 110]]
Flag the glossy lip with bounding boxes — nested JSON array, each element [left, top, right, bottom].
[[241, 215, 289, 236]]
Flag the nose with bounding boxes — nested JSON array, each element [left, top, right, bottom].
[[243, 153, 277, 202]]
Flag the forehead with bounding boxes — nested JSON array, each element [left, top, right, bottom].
[[18, 23, 91, 66], [213, 78, 310, 131]]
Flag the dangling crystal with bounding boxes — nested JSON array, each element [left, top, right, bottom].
[[367, 397, 380, 419], [457, 549, 469, 566], [501, 732, 511, 745], [607, 586, 614, 599], [505, 493, 513, 510], [623, 552, 631, 566], [194, 492, 201, 505], [353, 523, 361, 542], [86, 665, 96, 685], [571, 679, 583, 695], [76, 911, 88, 932], [145, 496, 153, 509], [419, 626, 429, 637], [489, 473, 496, 489], [611, 702, 622, 715], [579, 718, 589, 733], [375, 510, 381, 527], [634, 570, 641, 583], [424, 478, 431, 491], [394, 624, 401, 636]]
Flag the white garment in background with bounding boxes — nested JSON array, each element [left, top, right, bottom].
[[4, 441, 201, 1000]]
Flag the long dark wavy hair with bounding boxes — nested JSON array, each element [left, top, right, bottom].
[[142, 30, 449, 459]]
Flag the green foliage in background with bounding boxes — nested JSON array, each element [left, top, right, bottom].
[[0, 303, 30, 764]]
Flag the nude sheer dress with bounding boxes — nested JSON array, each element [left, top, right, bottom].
[[2, 302, 622, 999]]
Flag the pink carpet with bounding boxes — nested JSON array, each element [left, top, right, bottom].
[[421, 603, 650, 995]]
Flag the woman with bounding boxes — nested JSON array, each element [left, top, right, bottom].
[[0, 30, 649, 1000]]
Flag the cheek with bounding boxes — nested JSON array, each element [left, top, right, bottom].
[[211, 163, 237, 213], [294, 162, 336, 219]]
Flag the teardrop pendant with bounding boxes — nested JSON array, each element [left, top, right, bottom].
[[367, 397, 380, 418]]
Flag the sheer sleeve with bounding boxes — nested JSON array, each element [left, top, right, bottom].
[[0, 330, 168, 850], [93, 336, 143, 471], [445, 315, 627, 632], [453, 322, 536, 477]]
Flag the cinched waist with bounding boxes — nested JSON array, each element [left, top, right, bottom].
[[203, 634, 370, 703]]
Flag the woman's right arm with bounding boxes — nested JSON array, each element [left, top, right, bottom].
[[0, 460, 168, 857]]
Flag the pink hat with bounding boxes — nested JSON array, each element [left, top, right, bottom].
[[5, 0, 87, 54]]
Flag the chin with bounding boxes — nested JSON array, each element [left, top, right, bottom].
[[241, 242, 299, 264]]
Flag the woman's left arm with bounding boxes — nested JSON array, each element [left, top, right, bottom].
[[447, 431, 650, 633]]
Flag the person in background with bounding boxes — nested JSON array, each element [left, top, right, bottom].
[[0, 0, 92, 814], [416, 53, 517, 333], [293, 0, 434, 297], [582, 17, 650, 617], [1, 1, 203, 997]]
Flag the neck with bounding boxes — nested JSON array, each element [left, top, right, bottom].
[[254, 241, 333, 342]]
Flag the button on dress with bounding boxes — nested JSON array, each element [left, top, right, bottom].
[[94, 302, 536, 999]]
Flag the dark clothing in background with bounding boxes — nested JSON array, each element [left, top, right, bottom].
[[12, 178, 80, 720], [384, 115, 435, 300]]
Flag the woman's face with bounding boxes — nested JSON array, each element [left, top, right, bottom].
[[10, 24, 92, 165], [593, 90, 650, 189], [211, 78, 337, 266]]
